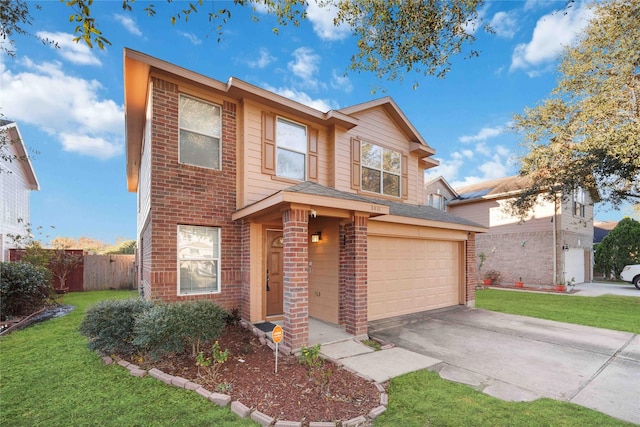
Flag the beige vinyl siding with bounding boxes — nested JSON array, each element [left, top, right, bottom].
[[336, 108, 421, 204], [308, 218, 339, 324], [560, 197, 594, 235], [449, 196, 556, 234], [241, 101, 331, 207]]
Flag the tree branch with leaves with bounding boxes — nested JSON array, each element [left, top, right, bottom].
[[510, 0, 640, 217], [2, 0, 488, 89]]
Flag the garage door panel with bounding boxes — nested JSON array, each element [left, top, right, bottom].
[[368, 236, 460, 321]]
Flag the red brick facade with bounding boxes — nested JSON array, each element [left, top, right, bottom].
[[282, 207, 309, 350], [144, 77, 242, 309], [465, 232, 476, 307], [341, 214, 368, 336]]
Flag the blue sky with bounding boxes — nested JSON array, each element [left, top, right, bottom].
[[0, 0, 628, 243]]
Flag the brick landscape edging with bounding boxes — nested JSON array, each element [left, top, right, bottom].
[[104, 323, 389, 426]]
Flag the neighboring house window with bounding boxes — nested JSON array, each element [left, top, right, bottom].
[[179, 94, 222, 170], [361, 141, 401, 197], [573, 188, 586, 217], [276, 117, 307, 181], [177, 225, 220, 295], [428, 193, 448, 211]]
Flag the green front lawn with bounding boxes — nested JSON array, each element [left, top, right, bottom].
[[476, 289, 640, 334], [0, 291, 253, 427], [376, 370, 631, 426], [1, 290, 633, 426]]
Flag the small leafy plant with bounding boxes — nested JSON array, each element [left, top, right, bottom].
[[195, 341, 230, 380], [298, 344, 332, 391]]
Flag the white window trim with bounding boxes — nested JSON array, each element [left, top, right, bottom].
[[360, 141, 402, 197], [275, 116, 307, 181], [178, 94, 222, 170], [177, 225, 222, 296]]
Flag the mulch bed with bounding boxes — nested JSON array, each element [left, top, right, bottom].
[[136, 323, 382, 424]]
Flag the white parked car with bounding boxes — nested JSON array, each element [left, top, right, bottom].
[[620, 264, 640, 289]]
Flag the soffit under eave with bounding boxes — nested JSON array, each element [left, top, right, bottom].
[[232, 191, 389, 222], [124, 51, 151, 193], [5, 125, 39, 190], [370, 215, 488, 234]]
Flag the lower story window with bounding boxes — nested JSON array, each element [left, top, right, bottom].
[[177, 225, 220, 295]]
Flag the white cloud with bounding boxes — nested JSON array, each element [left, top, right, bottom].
[[288, 47, 320, 81], [59, 133, 123, 159], [178, 31, 202, 45], [331, 70, 352, 93], [426, 141, 513, 187], [35, 31, 101, 66], [462, 4, 488, 35], [510, 4, 593, 72], [263, 84, 337, 112], [306, 0, 351, 41], [248, 48, 276, 69], [0, 59, 124, 159], [114, 14, 142, 36], [459, 126, 504, 143], [490, 11, 517, 38]]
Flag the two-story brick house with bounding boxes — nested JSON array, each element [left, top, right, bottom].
[[124, 49, 486, 351], [425, 175, 594, 287]]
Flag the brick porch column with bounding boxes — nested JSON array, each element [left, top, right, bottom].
[[343, 213, 368, 336], [466, 232, 476, 307], [282, 207, 309, 351]]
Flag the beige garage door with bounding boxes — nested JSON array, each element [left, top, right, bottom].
[[368, 236, 461, 321]]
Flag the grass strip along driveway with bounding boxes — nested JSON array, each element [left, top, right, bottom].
[[1, 290, 635, 426], [476, 289, 640, 334]]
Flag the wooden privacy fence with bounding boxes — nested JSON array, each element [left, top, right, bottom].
[[83, 255, 136, 291]]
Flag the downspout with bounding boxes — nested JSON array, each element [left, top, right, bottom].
[[553, 196, 557, 285]]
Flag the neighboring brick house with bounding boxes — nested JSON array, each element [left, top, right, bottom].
[[426, 175, 594, 287], [124, 49, 486, 351], [0, 120, 39, 262]]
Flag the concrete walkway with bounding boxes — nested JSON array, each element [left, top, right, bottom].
[[368, 307, 640, 425], [320, 339, 441, 383]]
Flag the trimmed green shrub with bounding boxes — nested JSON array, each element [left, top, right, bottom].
[[133, 300, 226, 359], [0, 262, 52, 320], [79, 298, 153, 355]]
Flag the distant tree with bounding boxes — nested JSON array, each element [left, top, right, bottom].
[[48, 249, 83, 292], [50, 236, 106, 253], [594, 218, 640, 279], [100, 239, 136, 255], [510, 0, 639, 217], [1, 0, 488, 88]]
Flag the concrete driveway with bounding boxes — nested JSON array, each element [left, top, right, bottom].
[[369, 307, 640, 424], [574, 281, 640, 297]]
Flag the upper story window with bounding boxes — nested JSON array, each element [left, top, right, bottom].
[[428, 193, 448, 211], [573, 188, 586, 217], [361, 141, 401, 197], [179, 94, 222, 170], [177, 225, 220, 295], [276, 117, 307, 181]]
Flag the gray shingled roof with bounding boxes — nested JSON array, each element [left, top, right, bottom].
[[286, 181, 484, 229], [454, 175, 534, 201]]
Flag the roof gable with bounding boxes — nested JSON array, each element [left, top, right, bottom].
[[1, 121, 39, 190], [338, 97, 435, 159]]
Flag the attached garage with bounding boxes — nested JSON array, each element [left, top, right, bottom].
[[367, 226, 465, 321]]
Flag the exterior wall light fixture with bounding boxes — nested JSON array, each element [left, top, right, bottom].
[[311, 232, 322, 243]]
